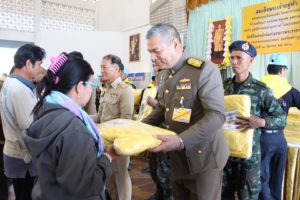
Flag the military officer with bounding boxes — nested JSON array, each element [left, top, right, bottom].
[[222, 41, 286, 200], [93, 54, 134, 200], [259, 53, 300, 200], [142, 23, 229, 200]]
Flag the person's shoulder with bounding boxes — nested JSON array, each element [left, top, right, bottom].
[[252, 78, 268, 89], [185, 57, 205, 69], [118, 81, 129, 89], [118, 81, 133, 94]]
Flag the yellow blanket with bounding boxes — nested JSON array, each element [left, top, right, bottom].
[[224, 95, 254, 159], [97, 119, 176, 156], [261, 75, 292, 99], [135, 87, 157, 121], [285, 108, 300, 144]]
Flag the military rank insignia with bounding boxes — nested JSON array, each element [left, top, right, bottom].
[[187, 58, 203, 68], [119, 82, 127, 88], [176, 78, 191, 90], [109, 93, 118, 98]]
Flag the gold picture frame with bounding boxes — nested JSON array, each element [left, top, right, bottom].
[[129, 33, 140, 62]]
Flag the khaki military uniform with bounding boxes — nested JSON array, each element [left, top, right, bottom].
[[84, 90, 97, 115], [143, 52, 229, 200], [95, 77, 134, 123], [95, 77, 134, 200]]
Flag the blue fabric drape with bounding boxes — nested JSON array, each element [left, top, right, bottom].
[[186, 0, 300, 89]]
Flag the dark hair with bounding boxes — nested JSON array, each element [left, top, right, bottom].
[[9, 66, 15, 74], [151, 76, 155, 82], [14, 44, 46, 69], [69, 51, 84, 60], [32, 52, 94, 114], [102, 54, 124, 71], [267, 64, 285, 75], [146, 23, 182, 45]]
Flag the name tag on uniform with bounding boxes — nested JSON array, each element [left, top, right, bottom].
[[172, 107, 191, 123]]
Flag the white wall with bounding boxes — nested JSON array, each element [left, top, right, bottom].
[[97, 0, 150, 31], [0, 30, 35, 43], [0, 0, 152, 81], [35, 30, 123, 75]]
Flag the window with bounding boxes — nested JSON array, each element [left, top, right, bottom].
[[0, 40, 32, 74]]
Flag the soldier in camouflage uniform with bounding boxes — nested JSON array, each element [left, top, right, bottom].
[[147, 71, 172, 200], [221, 41, 286, 200], [148, 151, 172, 200]]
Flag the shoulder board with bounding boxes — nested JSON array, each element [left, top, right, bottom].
[[119, 81, 128, 89], [252, 79, 267, 88], [186, 57, 204, 68]]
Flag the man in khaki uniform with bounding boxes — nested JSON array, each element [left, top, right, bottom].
[[93, 54, 134, 200], [142, 23, 229, 200]]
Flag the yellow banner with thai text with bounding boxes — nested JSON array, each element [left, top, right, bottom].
[[242, 0, 300, 54]]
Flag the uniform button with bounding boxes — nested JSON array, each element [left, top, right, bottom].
[[198, 150, 202, 154], [166, 108, 170, 112], [169, 75, 172, 79], [165, 90, 169, 94], [166, 125, 170, 129]]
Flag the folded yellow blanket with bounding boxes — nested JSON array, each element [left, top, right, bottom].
[[97, 119, 176, 156], [285, 107, 300, 144], [224, 95, 254, 159]]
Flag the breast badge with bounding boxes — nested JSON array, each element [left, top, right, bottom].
[[176, 78, 191, 90], [109, 93, 118, 98]]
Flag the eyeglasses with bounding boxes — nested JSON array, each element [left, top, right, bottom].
[[84, 81, 99, 90]]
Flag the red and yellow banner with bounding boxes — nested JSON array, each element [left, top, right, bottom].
[[242, 0, 300, 54]]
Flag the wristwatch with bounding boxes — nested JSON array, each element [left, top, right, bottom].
[[179, 138, 185, 150], [103, 153, 112, 163]]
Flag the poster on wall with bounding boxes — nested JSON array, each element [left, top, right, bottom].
[[129, 33, 140, 62], [206, 17, 232, 68], [242, 0, 300, 54]]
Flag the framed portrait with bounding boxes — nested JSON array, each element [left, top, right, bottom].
[[129, 33, 140, 62], [211, 19, 226, 64], [206, 17, 232, 68]]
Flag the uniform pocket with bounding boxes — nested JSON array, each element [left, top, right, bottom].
[[185, 140, 218, 175], [107, 98, 118, 105]]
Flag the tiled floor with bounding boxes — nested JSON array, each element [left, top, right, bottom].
[[130, 157, 155, 200]]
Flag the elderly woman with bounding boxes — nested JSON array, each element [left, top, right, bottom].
[[23, 52, 116, 200]]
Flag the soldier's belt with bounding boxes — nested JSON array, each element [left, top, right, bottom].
[[262, 129, 282, 134]]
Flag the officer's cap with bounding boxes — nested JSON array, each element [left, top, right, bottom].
[[229, 40, 257, 58], [268, 53, 288, 69]]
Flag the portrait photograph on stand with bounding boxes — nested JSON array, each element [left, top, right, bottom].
[[129, 33, 140, 62], [206, 17, 232, 80]]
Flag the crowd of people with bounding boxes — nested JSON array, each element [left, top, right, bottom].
[[0, 23, 299, 200]]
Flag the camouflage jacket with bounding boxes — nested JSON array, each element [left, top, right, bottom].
[[223, 73, 286, 157]]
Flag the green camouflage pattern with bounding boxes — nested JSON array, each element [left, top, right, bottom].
[[222, 73, 286, 200], [149, 152, 172, 200]]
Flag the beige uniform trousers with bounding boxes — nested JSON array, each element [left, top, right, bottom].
[[106, 156, 131, 200]]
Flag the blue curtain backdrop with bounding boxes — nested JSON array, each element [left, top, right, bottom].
[[186, 0, 300, 89]]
